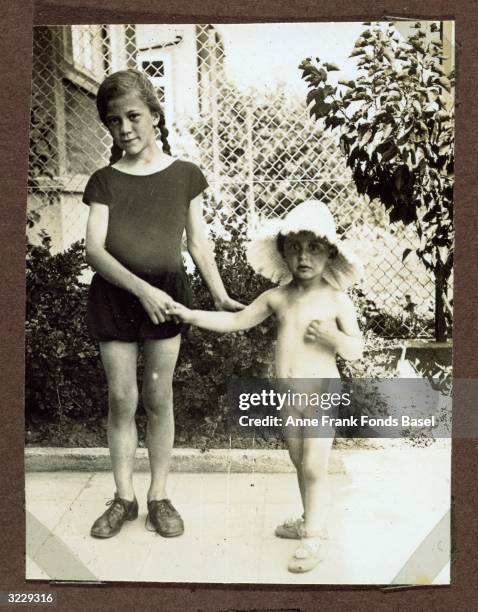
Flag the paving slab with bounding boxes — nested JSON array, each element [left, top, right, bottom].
[[26, 443, 451, 585]]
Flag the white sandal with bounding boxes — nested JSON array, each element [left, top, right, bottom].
[[287, 527, 324, 573]]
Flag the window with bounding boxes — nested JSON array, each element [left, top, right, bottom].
[[70, 25, 107, 82], [137, 51, 173, 123]]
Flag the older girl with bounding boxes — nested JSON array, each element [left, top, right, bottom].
[[83, 69, 242, 539]]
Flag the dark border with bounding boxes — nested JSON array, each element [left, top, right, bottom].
[[1, 0, 476, 609]]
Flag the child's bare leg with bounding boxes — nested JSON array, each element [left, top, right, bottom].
[[142, 335, 181, 501], [286, 418, 334, 572], [301, 434, 334, 534], [282, 405, 305, 511], [100, 341, 139, 501], [288, 437, 306, 511]]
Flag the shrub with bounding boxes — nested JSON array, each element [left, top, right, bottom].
[[25, 235, 106, 422], [174, 217, 276, 443], [24, 218, 276, 443], [26, 218, 445, 447]]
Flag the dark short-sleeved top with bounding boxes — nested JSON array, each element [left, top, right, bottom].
[[82, 159, 208, 274]]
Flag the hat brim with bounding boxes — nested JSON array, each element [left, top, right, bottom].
[[246, 220, 363, 291]]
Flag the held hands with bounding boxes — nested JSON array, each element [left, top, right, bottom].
[[137, 284, 176, 325], [164, 301, 192, 323], [304, 318, 340, 349], [165, 293, 243, 325]]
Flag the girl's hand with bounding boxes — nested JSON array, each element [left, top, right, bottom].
[[165, 301, 192, 323], [137, 284, 174, 325], [214, 294, 245, 312], [305, 319, 340, 348]]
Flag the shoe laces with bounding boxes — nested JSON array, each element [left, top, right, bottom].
[[104, 498, 128, 522], [150, 499, 174, 516], [145, 499, 175, 534]]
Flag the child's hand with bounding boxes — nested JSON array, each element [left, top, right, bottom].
[[304, 319, 339, 348], [165, 301, 192, 323]]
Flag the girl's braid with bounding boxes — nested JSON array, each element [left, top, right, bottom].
[[109, 142, 123, 165], [158, 114, 172, 156]]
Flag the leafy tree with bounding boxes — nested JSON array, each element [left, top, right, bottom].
[[299, 22, 453, 340]]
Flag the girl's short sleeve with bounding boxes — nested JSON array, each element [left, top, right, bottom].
[[189, 164, 209, 201], [82, 170, 110, 206]]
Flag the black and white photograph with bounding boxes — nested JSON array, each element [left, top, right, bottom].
[[25, 21, 454, 584]]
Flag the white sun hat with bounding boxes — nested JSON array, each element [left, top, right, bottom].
[[246, 200, 363, 291]]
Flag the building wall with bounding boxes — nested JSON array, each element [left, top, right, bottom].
[[29, 25, 135, 253], [136, 24, 201, 121], [64, 80, 106, 177]]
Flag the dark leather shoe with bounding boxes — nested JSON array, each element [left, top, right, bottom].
[[90, 493, 138, 538], [146, 499, 184, 537]]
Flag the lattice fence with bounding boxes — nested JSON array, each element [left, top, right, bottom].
[[28, 24, 438, 338]]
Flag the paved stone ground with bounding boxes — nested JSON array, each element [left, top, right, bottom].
[[26, 444, 451, 585]]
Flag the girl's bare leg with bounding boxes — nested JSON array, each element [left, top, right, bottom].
[[100, 340, 139, 501], [142, 335, 181, 501], [287, 433, 334, 572], [298, 379, 336, 533], [300, 433, 334, 534], [282, 404, 305, 511]]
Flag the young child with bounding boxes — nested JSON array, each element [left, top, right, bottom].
[[83, 69, 242, 540], [168, 200, 363, 572]]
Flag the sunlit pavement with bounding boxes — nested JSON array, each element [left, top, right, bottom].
[[26, 442, 451, 585]]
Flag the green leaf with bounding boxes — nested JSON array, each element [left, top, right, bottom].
[[380, 123, 394, 141], [383, 49, 395, 64], [412, 99, 422, 114], [338, 79, 356, 88], [393, 165, 411, 192], [386, 91, 401, 102], [381, 142, 399, 163], [437, 94, 448, 108], [423, 208, 437, 223], [323, 84, 337, 97], [306, 88, 325, 106], [439, 76, 451, 92], [324, 62, 339, 71], [374, 108, 389, 120], [311, 101, 332, 119], [325, 115, 345, 130]]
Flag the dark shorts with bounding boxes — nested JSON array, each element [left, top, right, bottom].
[[87, 270, 192, 342]]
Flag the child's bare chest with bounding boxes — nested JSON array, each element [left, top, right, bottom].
[[277, 292, 337, 333]]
